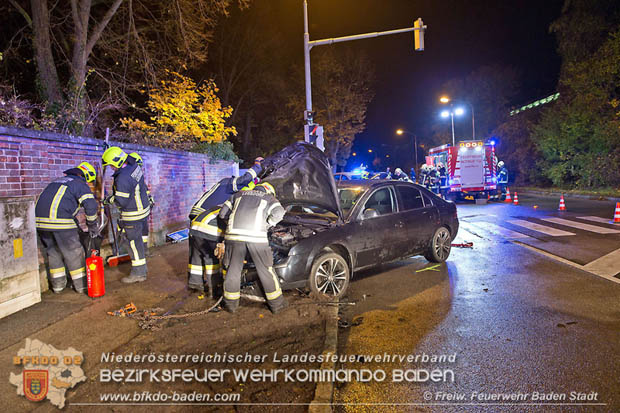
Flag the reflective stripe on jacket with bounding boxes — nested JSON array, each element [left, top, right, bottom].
[[218, 189, 285, 243], [189, 206, 224, 241], [112, 163, 151, 221], [189, 164, 260, 220], [35, 173, 98, 230]]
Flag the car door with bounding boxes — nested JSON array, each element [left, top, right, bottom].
[[350, 186, 401, 268], [396, 185, 439, 255]]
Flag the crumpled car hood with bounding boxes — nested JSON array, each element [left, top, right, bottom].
[[260, 142, 343, 221]]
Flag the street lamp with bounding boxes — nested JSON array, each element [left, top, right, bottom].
[[439, 108, 463, 146], [439, 96, 475, 140], [395, 129, 419, 176]]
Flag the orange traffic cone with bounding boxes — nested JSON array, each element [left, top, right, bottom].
[[612, 202, 620, 224], [558, 195, 566, 211], [513, 192, 519, 205], [505, 188, 512, 203]]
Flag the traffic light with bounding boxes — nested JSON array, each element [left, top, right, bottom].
[[414, 18, 425, 51]]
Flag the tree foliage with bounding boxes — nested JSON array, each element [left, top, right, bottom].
[[1, 0, 249, 136], [283, 48, 375, 171], [120, 72, 237, 151], [531, 4, 620, 188]]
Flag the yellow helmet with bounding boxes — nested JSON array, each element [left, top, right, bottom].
[[77, 162, 97, 183], [257, 182, 276, 196], [129, 152, 143, 165], [102, 146, 127, 168]]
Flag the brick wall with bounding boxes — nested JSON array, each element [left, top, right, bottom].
[[0, 126, 238, 243]]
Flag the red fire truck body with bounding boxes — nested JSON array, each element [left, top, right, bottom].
[[428, 140, 497, 199]]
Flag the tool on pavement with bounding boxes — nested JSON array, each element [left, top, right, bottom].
[[107, 302, 137, 317]]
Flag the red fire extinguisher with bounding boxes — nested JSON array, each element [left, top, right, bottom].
[[86, 250, 105, 298]]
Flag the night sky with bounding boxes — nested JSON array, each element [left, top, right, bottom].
[[261, 0, 563, 168]]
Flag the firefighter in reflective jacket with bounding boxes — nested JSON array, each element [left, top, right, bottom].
[[497, 161, 509, 194], [35, 162, 99, 293], [189, 159, 263, 221], [218, 182, 287, 314], [102, 146, 151, 283], [187, 205, 225, 296]]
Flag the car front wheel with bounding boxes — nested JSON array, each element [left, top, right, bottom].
[[424, 226, 452, 263], [309, 252, 350, 300]]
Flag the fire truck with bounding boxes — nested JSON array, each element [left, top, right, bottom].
[[427, 140, 498, 201]]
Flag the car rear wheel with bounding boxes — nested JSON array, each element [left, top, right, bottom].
[[424, 226, 452, 263], [309, 252, 350, 300]]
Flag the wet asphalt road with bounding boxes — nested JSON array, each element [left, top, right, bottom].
[[334, 193, 620, 412]]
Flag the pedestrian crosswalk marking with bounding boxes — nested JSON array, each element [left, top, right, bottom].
[[468, 221, 534, 240], [507, 219, 576, 236], [583, 248, 620, 280], [541, 217, 620, 234], [577, 216, 614, 224]]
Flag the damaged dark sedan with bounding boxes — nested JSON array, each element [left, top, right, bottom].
[[247, 142, 459, 299]]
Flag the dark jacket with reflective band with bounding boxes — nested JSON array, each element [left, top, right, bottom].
[[189, 206, 224, 242], [35, 172, 98, 230], [112, 163, 151, 221], [218, 189, 285, 243], [498, 167, 508, 183], [189, 164, 261, 220]]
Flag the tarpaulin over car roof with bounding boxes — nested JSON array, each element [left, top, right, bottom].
[[260, 142, 343, 220]]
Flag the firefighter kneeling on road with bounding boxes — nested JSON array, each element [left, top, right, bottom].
[[218, 182, 288, 314], [102, 146, 151, 283], [36, 162, 99, 293]]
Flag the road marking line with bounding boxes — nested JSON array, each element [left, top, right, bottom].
[[513, 242, 620, 284], [507, 219, 576, 236], [577, 215, 616, 224], [583, 248, 620, 279], [541, 217, 620, 234], [469, 221, 533, 240]]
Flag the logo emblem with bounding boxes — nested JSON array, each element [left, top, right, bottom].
[[24, 370, 48, 402]]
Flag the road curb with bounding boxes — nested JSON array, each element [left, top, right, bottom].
[[308, 303, 339, 413], [516, 188, 620, 202]]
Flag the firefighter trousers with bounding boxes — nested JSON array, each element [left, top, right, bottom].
[[188, 235, 223, 297], [123, 218, 148, 277], [38, 229, 87, 293], [223, 241, 285, 311]]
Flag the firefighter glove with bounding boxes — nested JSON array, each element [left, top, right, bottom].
[[103, 195, 115, 205], [88, 224, 100, 238], [214, 242, 225, 260]]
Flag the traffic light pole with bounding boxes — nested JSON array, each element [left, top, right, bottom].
[[303, 0, 426, 145]]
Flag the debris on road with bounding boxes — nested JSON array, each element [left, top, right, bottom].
[[451, 241, 474, 248], [416, 264, 441, 273]]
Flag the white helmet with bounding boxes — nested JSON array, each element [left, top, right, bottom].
[[498, 161, 505, 168], [395, 168, 403, 175]]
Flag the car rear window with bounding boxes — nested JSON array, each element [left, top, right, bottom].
[[398, 186, 424, 210]]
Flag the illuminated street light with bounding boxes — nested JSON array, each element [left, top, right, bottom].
[[394, 128, 419, 177], [352, 152, 357, 156], [368, 149, 373, 153], [439, 108, 463, 146], [440, 95, 475, 140]]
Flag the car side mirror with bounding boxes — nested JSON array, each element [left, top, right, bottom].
[[361, 208, 379, 221]]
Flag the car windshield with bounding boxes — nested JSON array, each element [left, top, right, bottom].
[[338, 187, 366, 217]]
